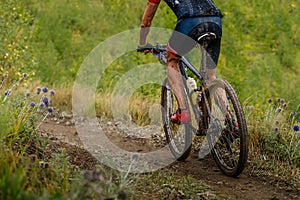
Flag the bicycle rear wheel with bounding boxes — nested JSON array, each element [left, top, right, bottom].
[[206, 78, 248, 177], [161, 78, 192, 161]]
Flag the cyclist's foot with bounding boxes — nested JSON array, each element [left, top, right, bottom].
[[170, 108, 191, 124]]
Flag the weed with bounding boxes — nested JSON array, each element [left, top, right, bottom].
[[245, 97, 300, 186]]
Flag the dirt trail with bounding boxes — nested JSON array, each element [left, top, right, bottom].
[[39, 115, 299, 200]]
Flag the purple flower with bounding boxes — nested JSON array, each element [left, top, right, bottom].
[[277, 98, 281, 103], [275, 120, 279, 126], [42, 87, 48, 93], [274, 127, 279, 132], [42, 96, 49, 106], [47, 107, 53, 113], [292, 112, 297, 116], [276, 108, 282, 113], [29, 102, 36, 107], [294, 125, 299, 132], [4, 90, 10, 96], [22, 73, 28, 78], [268, 98, 272, 104], [36, 87, 41, 94], [25, 92, 30, 98], [282, 103, 287, 108], [39, 102, 45, 109], [227, 96, 230, 100], [50, 90, 55, 97]]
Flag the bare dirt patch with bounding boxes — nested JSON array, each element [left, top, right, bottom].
[[38, 115, 299, 200]]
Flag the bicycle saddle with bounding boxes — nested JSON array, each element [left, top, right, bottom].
[[197, 32, 217, 42]]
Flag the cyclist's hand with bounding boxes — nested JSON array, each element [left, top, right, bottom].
[[137, 43, 153, 53]]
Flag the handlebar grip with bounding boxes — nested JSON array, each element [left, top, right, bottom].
[[137, 43, 154, 52], [137, 43, 167, 54]]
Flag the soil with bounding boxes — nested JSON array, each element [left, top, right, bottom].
[[38, 114, 300, 200]]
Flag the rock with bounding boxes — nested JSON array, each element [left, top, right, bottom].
[[65, 121, 71, 126]]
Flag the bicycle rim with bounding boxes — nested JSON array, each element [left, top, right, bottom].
[[161, 79, 192, 161], [206, 79, 248, 177]]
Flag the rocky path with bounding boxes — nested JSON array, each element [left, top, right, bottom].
[[39, 114, 299, 200]]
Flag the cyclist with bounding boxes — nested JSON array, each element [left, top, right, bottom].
[[139, 0, 223, 124]]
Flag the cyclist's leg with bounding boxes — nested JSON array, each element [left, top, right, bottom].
[[166, 49, 185, 109], [166, 30, 196, 123], [166, 50, 191, 123], [203, 37, 221, 83]]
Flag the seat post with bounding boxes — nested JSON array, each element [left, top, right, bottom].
[[198, 32, 217, 82]]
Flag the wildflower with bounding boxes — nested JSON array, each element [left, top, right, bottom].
[[42, 87, 48, 93], [29, 102, 36, 107], [42, 96, 49, 106], [131, 153, 140, 162], [277, 98, 281, 103], [3, 74, 8, 79], [294, 125, 299, 132], [47, 107, 53, 113], [292, 111, 297, 116], [39, 102, 45, 109], [36, 87, 41, 94], [275, 120, 279, 126], [227, 96, 230, 100], [49, 90, 55, 97], [4, 90, 10, 96], [245, 106, 254, 110], [25, 92, 30, 98], [282, 103, 287, 108], [276, 108, 282, 113], [268, 98, 272, 104], [22, 73, 28, 78], [274, 127, 279, 132]]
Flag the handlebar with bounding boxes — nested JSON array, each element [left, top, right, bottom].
[[137, 43, 167, 63], [137, 43, 167, 54]]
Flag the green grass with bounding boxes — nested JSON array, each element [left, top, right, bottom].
[[131, 169, 230, 200], [19, 0, 300, 107]]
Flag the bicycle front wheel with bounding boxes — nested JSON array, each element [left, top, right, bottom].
[[206, 78, 248, 177], [161, 78, 192, 161]]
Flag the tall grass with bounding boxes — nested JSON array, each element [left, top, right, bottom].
[[245, 97, 299, 185], [0, 1, 133, 199]]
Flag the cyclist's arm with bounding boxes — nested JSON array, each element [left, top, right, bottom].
[[139, 0, 161, 46]]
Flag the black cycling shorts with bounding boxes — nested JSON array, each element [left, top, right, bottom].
[[168, 16, 222, 69]]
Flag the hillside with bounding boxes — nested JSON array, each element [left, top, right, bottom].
[[23, 0, 300, 107]]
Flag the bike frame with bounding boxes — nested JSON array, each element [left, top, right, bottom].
[[154, 51, 206, 84], [153, 48, 208, 134]]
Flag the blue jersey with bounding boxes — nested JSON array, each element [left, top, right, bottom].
[[163, 0, 221, 19]]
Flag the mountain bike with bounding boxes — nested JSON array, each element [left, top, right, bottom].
[[137, 35, 248, 177]]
